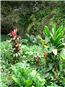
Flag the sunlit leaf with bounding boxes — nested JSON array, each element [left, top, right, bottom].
[[44, 26, 50, 37], [52, 49, 57, 55]]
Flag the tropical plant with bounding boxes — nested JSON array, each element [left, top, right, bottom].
[[46, 25, 65, 46], [11, 62, 45, 87], [38, 25, 65, 86]]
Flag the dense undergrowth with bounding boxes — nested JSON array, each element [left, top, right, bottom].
[[1, 1, 65, 87], [0, 25, 65, 87], [1, 1, 65, 36]]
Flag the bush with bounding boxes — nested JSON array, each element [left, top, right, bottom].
[[11, 62, 46, 87]]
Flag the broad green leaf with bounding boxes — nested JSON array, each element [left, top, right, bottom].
[[52, 24, 56, 34], [54, 33, 62, 45], [25, 80, 32, 86], [64, 27, 65, 31], [61, 56, 65, 60], [44, 26, 50, 37], [12, 75, 20, 86], [56, 25, 63, 36]]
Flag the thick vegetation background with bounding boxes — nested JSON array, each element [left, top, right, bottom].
[[1, 1, 65, 36], [1, 1, 65, 87]]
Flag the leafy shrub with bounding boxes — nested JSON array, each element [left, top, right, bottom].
[[0, 40, 45, 68], [1, 24, 65, 87], [0, 40, 22, 65], [11, 62, 46, 87], [0, 40, 12, 65], [38, 25, 65, 86], [44, 25, 65, 48], [22, 44, 45, 66], [21, 35, 39, 45]]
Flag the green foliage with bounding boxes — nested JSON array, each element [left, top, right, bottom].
[[1, 1, 65, 36], [1, 14, 65, 86], [40, 25, 65, 86], [22, 44, 44, 65], [44, 25, 65, 48], [0, 40, 43, 66], [1, 1, 65, 86], [11, 62, 45, 87], [21, 35, 39, 45], [0, 40, 12, 64]]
